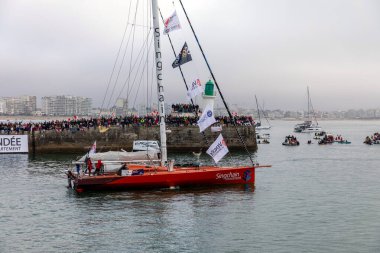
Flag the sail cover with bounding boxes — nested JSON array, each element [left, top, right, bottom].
[[76, 150, 159, 163]]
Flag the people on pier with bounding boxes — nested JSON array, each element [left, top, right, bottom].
[[0, 114, 254, 135]]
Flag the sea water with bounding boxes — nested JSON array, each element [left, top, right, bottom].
[[0, 120, 379, 252]]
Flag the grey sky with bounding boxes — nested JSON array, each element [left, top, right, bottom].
[[1, 0, 379, 111]]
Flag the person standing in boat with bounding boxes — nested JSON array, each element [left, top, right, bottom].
[[87, 158, 93, 176], [95, 160, 103, 175], [193, 149, 202, 167]]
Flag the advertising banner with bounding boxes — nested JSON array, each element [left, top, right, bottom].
[[0, 135, 29, 153]]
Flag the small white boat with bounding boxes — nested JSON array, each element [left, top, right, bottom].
[[301, 125, 323, 133]]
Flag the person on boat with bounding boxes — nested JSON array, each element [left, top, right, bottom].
[[117, 163, 128, 176], [75, 163, 81, 175], [95, 160, 103, 175], [193, 149, 202, 167], [87, 158, 93, 176]]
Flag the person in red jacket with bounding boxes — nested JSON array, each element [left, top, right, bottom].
[[87, 158, 93, 176], [95, 160, 103, 175]]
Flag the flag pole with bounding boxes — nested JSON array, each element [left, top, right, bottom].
[[178, 0, 255, 165]]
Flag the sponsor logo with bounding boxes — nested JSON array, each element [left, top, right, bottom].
[[207, 110, 212, 117], [216, 172, 241, 180], [243, 170, 251, 181]]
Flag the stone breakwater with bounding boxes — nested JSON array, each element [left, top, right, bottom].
[[29, 126, 257, 154]]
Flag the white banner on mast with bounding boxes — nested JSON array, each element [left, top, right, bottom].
[[206, 134, 229, 163]]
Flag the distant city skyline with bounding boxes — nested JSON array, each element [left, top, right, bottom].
[[1, 0, 380, 111]]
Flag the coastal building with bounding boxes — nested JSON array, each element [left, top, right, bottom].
[[114, 98, 128, 116], [0, 96, 36, 115], [41, 95, 92, 116], [0, 99, 6, 114]]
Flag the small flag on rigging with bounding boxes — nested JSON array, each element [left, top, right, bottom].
[[172, 42, 192, 68], [186, 78, 203, 100], [163, 11, 181, 35], [197, 103, 216, 132], [206, 134, 229, 164]]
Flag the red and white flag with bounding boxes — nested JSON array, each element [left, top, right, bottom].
[[163, 11, 181, 35], [206, 134, 229, 163], [186, 78, 203, 100], [89, 141, 96, 155]]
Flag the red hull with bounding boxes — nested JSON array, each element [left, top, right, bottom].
[[68, 165, 263, 192]]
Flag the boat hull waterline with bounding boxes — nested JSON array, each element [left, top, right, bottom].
[[67, 165, 268, 192]]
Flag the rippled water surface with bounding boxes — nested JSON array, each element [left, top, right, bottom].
[[1, 120, 380, 252]]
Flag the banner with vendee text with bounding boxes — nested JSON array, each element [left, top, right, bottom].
[[0, 135, 29, 153]]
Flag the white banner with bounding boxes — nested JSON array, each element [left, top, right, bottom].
[[163, 11, 181, 35], [0, 135, 28, 153], [211, 126, 222, 132], [197, 103, 217, 132], [206, 134, 229, 163], [186, 78, 203, 100]]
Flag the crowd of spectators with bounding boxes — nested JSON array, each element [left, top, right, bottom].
[[0, 115, 254, 135], [171, 104, 199, 113]]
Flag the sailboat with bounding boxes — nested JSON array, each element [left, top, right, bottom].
[[294, 87, 323, 133], [66, 0, 270, 192], [254, 95, 271, 130]]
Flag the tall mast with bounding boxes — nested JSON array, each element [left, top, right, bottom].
[[151, 0, 167, 165], [255, 95, 261, 124]]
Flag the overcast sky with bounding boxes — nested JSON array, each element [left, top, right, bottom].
[[1, 0, 380, 111]]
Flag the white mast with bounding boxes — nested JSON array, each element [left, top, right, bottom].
[[151, 0, 167, 165]]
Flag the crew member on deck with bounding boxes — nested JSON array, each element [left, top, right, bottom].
[[193, 149, 202, 167], [87, 158, 93, 176], [95, 160, 103, 175]]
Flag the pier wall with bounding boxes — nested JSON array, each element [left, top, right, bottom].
[[29, 126, 257, 153]]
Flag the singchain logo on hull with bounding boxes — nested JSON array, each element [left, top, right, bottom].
[[216, 172, 241, 181]]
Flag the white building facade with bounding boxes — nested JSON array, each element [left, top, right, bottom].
[[41, 95, 92, 116]]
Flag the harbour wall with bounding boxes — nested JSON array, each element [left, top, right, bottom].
[[29, 126, 257, 154]]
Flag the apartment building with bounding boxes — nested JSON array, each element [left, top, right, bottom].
[[41, 95, 92, 116]]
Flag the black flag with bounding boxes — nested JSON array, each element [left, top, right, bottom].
[[172, 42, 192, 68]]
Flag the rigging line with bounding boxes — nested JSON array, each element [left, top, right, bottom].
[[132, 37, 154, 110], [309, 99, 319, 125], [159, 8, 210, 149], [124, 0, 141, 106], [104, 22, 135, 111], [106, 0, 140, 111], [126, 32, 153, 101], [178, 0, 255, 165], [146, 0, 150, 114], [99, 0, 133, 116], [113, 31, 153, 108], [258, 103, 271, 126], [129, 35, 155, 106], [106, 0, 139, 111], [145, 0, 150, 139], [150, 44, 155, 111]]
